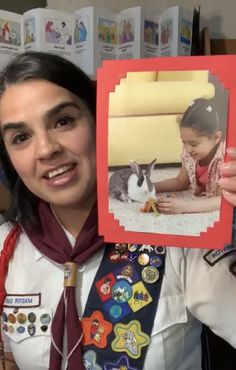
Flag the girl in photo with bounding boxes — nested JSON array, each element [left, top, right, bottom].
[[156, 97, 226, 214]]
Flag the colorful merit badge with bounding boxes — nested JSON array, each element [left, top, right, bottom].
[[95, 273, 116, 301], [111, 320, 150, 359], [104, 355, 137, 370], [114, 263, 139, 284], [112, 280, 133, 303], [83, 350, 102, 370], [82, 310, 113, 348], [128, 281, 152, 312]]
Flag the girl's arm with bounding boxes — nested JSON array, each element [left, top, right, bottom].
[[157, 195, 221, 214], [154, 166, 190, 193]]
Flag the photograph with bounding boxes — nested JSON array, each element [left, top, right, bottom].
[[98, 17, 117, 45], [74, 16, 88, 44], [119, 18, 135, 44], [45, 18, 72, 45], [144, 19, 159, 46], [97, 56, 236, 248], [24, 18, 36, 44], [0, 19, 21, 46]]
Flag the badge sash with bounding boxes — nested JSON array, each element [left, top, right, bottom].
[[82, 243, 166, 370]]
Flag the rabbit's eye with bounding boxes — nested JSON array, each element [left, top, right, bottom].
[[137, 174, 145, 187]]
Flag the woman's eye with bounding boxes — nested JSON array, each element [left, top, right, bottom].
[[12, 133, 29, 144], [56, 116, 75, 127]]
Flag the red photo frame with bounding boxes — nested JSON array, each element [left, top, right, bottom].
[[97, 56, 236, 249]]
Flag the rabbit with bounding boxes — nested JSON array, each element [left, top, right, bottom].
[[109, 159, 157, 203]]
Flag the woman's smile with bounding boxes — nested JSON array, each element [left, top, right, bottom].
[[42, 162, 78, 187]]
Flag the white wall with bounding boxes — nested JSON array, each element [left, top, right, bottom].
[[47, 0, 236, 39]]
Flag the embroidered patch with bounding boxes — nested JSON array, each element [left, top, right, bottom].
[[95, 273, 116, 302], [111, 320, 150, 359], [83, 350, 102, 370], [203, 244, 236, 266], [4, 293, 41, 308], [82, 310, 113, 348], [114, 264, 139, 284], [104, 355, 138, 370], [112, 280, 133, 303], [128, 281, 152, 312], [104, 299, 132, 323]]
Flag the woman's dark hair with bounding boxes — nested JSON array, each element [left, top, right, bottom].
[[180, 97, 225, 136], [0, 51, 96, 226]]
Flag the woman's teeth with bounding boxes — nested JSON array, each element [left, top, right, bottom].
[[47, 165, 73, 179]]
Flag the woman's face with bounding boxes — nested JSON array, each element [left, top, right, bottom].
[[0, 79, 96, 209]]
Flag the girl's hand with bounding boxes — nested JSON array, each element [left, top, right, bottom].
[[219, 147, 236, 206], [157, 197, 187, 214]]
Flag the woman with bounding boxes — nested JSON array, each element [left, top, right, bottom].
[[0, 51, 235, 370]]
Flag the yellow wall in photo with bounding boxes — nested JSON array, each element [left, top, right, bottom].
[[108, 70, 215, 166]]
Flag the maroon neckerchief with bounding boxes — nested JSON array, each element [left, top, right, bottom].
[[23, 200, 104, 370]]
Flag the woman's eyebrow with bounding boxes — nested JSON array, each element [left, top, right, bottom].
[[1, 102, 81, 137], [1, 122, 27, 138], [44, 101, 81, 120]]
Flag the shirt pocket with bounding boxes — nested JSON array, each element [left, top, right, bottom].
[[146, 295, 188, 370], [2, 307, 52, 343], [152, 294, 187, 335]]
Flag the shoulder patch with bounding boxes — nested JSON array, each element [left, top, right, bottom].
[[203, 244, 236, 266]]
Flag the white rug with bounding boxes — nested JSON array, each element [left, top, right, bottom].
[[108, 167, 220, 237]]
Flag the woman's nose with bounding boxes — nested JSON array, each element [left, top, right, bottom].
[[36, 134, 62, 159]]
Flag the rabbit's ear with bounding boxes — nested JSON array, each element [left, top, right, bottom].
[[145, 158, 156, 176], [129, 160, 142, 176]]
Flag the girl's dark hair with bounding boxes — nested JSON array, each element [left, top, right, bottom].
[[180, 97, 225, 136], [0, 51, 96, 226]]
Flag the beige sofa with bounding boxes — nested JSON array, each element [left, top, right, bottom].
[[108, 70, 215, 166]]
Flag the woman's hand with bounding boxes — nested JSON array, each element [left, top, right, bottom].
[[219, 147, 236, 206]]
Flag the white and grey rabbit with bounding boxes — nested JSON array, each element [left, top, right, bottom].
[[109, 159, 156, 203]]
